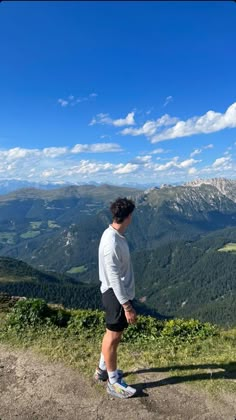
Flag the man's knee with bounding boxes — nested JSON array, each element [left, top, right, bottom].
[[106, 329, 122, 344]]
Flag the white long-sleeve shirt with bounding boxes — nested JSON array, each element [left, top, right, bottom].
[[98, 225, 135, 305]]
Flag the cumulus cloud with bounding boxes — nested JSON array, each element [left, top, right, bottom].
[[179, 158, 200, 168], [0, 142, 235, 185], [212, 156, 232, 168], [135, 155, 152, 163], [43, 147, 68, 158], [0, 144, 122, 163], [119, 103, 236, 144], [153, 157, 200, 172], [0, 147, 41, 160], [121, 114, 179, 137], [114, 163, 139, 174], [89, 112, 135, 127], [151, 103, 236, 143], [71, 143, 123, 153]]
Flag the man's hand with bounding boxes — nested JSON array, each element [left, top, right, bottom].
[[124, 307, 137, 324], [122, 301, 137, 324]]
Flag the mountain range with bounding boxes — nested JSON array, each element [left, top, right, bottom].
[[0, 177, 236, 325]]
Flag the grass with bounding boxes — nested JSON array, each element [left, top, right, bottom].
[[0, 232, 16, 244], [0, 306, 235, 398], [0, 276, 33, 283], [218, 243, 236, 253], [30, 221, 42, 229], [66, 266, 88, 274], [20, 231, 41, 239], [48, 220, 60, 229]]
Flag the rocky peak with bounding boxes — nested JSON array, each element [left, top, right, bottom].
[[185, 178, 236, 202]]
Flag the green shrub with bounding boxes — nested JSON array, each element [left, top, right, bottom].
[[5, 298, 218, 345], [67, 309, 105, 337], [49, 308, 71, 328], [160, 319, 218, 343], [122, 315, 163, 343], [6, 298, 71, 330]]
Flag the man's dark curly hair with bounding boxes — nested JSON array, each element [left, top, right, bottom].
[[110, 197, 135, 224]]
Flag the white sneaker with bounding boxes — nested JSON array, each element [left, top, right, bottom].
[[107, 378, 136, 399]]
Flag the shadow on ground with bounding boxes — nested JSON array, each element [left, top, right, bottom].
[[124, 362, 236, 392]]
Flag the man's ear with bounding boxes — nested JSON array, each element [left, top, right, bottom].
[[127, 213, 132, 222]]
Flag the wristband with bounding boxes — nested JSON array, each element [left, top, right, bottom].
[[124, 305, 133, 312]]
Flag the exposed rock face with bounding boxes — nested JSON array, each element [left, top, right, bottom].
[[0, 292, 26, 311], [185, 178, 236, 202]]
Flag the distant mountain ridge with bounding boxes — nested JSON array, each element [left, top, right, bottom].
[[1, 178, 236, 274], [0, 179, 146, 195], [0, 179, 71, 195]]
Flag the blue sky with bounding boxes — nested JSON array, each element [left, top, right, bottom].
[[0, 1, 236, 186]]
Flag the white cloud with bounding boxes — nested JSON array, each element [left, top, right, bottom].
[[135, 155, 152, 163], [113, 112, 136, 127], [41, 169, 57, 178], [121, 114, 179, 137], [0, 147, 41, 160], [89, 112, 135, 127], [152, 157, 200, 172], [114, 163, 139, 174], [119, 103, 236, 144], [0, 143, 123, 164], [188, 167, 197, 175], [71, 143, 123, 153], [163, 95, 173, 107], [190, 144, 214, 157], [190, 148, 202, 157], [58, 93, 97, 107], [153, 157, 179, 172], [179, 158, 200, 168], [58, 99, 69, 107], [212, 156, 232, 168], [151, 148, 170, 155], [151, 102, 236, 143], [0, 142, 235, 186], [43, 147, 68, 158]]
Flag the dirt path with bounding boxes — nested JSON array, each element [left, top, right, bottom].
[[0, 343, 235, 420]]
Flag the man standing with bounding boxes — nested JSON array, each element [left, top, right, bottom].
[[94, 197, 137, 398]]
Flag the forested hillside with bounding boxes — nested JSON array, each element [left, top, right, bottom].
[[1, 179, 236, 326], [133, 226, 236, 326]]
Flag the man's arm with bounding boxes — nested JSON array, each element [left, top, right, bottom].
[[103, 243, 129, 304], [103, 244, 136, 323]]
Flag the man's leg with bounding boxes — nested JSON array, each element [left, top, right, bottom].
[[103, 329, 137, 398], [101, 329, 122, 373]]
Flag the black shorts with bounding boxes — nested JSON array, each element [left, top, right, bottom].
[[102, 288, 128, 332]]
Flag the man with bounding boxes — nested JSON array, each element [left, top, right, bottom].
[[94, 197, 137, 399]]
